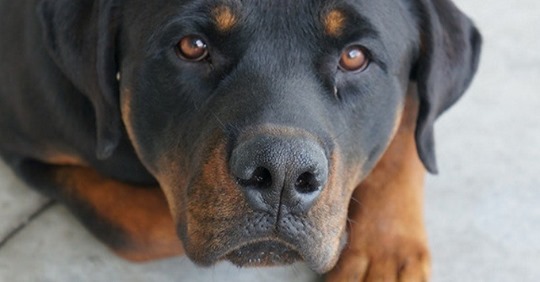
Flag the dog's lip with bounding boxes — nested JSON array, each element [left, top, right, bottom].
[[183, 226, 344, 273], [222, 239, 302, 267]]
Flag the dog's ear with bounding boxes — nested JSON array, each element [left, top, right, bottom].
[[412, 0, 482, 173], [38, 0, 122, 160]]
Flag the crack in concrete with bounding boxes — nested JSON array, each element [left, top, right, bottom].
[[0, 199, 56, 250]]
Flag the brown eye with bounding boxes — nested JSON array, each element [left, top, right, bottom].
[[339, 45, 369, 72], [177, 35, 209, 61]]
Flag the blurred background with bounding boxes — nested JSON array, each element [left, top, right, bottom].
[[0, 0, 538, 281]]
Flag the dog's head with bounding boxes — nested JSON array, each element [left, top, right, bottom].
[[39, 0, 480, 273]]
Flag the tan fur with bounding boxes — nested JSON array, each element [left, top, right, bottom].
[[213, 5, 237, 32], [324, 10, 346, 37], [327, 93, 431, 281], [41, 152, 85, 166], [120, 88, 140, 157], [54, 166, 184, 261]]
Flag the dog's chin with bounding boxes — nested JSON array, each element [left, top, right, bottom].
[[223, 240, 302, 267], [220, 233, 346, 273], [184, 235, 342, 273]]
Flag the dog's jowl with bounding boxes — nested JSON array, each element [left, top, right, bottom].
[[0, 0, 481, 280]]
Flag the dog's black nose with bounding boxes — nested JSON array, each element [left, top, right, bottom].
[[230, 135, 328, 213]]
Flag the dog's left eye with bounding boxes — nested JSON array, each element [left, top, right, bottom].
[[176, 35, 209, 61], [339, 45, 370, 72]]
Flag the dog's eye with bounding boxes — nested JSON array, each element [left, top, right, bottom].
[[339, 45, 369, 72], [177, 35, 209, 61]]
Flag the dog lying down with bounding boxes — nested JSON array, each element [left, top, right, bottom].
[[0, 0, 480, 280]]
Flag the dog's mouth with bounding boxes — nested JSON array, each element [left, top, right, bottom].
[[223, 240, 302, 267]]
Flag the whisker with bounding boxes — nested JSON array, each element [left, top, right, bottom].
[[330, 127, 350, 143], [211, 112, 227, 131], [350, 196, 361, 205], [347, 217, 359, 225]]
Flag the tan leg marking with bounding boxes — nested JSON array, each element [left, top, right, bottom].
[[54, 166, 184, 262], [327, 95, 430, 281]]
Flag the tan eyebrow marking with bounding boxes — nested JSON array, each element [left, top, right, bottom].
[[213, 5, 237, 32], [324, 9, 347, 37]]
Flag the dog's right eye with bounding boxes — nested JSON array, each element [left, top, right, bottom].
[[176, 35, 209, 62], [339, 45, 370, 72]]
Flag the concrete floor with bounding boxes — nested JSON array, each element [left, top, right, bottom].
[[1, 0, 539, 281]]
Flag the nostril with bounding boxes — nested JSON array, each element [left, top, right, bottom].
[[295, 171, 320, 194], [237, 167, 272, 189]]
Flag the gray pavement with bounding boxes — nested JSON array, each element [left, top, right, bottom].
[[0, 0, 539, 281]]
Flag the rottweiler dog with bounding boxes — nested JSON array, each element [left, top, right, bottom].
[[0, 0, 481, 280]]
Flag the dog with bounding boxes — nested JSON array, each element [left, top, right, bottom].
[[0, 0, 481, 280]]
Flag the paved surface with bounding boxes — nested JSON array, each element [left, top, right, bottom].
[[0, 0, 539, 281]]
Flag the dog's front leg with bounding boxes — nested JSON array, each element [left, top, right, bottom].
[[327, 96, 431, 282], [15, 161, 184, 262]]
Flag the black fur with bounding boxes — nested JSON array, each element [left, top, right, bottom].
[[412, 0, 482, 173], [0, 0, 481, 272]]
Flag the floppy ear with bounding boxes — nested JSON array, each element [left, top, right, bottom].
[[412, 0, 482, 173], [38, 0, 122, 160]]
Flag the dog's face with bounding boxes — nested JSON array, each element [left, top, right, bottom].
[[38, 0, 480, 274], [119, 0, 417, 272]]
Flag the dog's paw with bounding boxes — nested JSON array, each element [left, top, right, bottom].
[[325, 235, 430, 282]]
